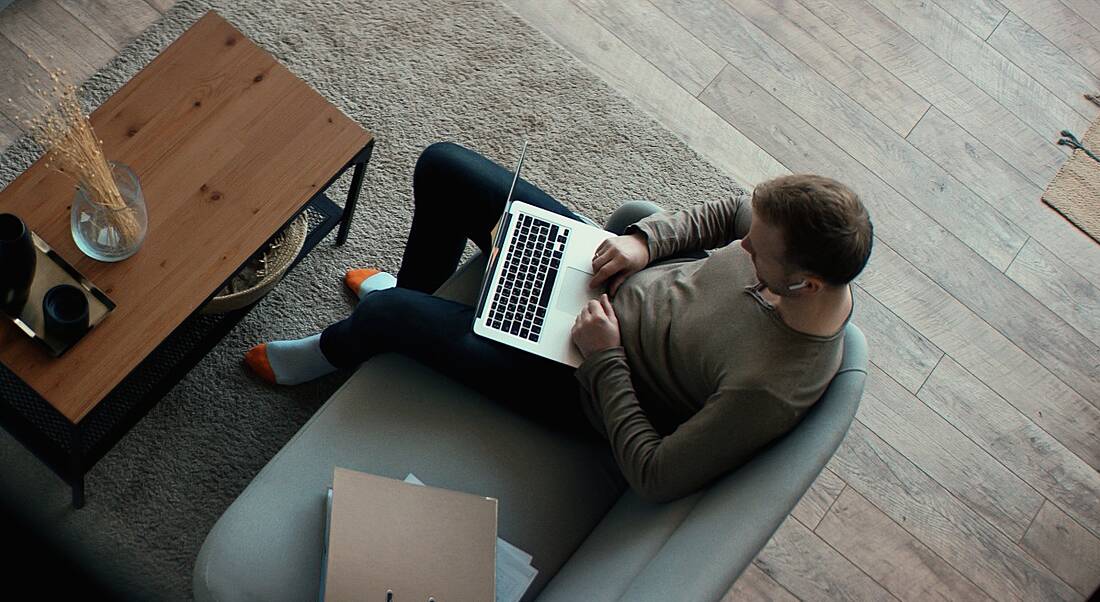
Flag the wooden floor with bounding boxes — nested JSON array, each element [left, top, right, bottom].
[[2, 0, 1100, 600]]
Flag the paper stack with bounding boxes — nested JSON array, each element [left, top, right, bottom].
[[404, 474, 538, 602], [321, 469, 497, 601]]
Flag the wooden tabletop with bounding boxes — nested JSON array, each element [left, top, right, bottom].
[[0, 11, 373, 424]]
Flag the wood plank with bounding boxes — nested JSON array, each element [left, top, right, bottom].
[[816, 487, 994, 601], [831, 421, 1079, 601], [906, 107, 1100, 290], [728, 0, 930, 137], [997, 0, 1100, 81], [142, 0, 172, 13], [789, 467, 846, 530], [988, 12, 1100, 122], [852, 284, 943, 394], [860, 242, 1100, 471], [0, 0, 115, 84], [0, 111, 21, 153], [797, 0, 1067, 189], [0, 33, 51, 126], [861, 364, 1044, 542], [753, 516, 897, 600], [573, 0, 726, 96], [54, 0, 160, 52], [659, 0, 1028, 271], [863, 0, 1089, 134], [1060, 0, 1100, 35], [502, 0, 789, 187], [919, 357, 1100, 542], [1021, 502, 1100, 597], [722, 563, 799, 602], [697, 63, 1100, 415], [1006, 238, 1100, 346], [926, 0, 1007, 40]]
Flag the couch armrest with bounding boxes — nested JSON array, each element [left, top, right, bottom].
[[433, 253, 488, 305], [538, 324, 868, 601]]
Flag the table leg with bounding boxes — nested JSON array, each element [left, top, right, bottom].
[[336, 140, 374, 246]]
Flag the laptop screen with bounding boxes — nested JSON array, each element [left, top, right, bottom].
[[474, 142, 527, 319]]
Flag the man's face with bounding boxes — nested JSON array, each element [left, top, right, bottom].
[[740, 211, 801, 296]]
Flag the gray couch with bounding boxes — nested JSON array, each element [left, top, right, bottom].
[[193, 208, 868, 601]]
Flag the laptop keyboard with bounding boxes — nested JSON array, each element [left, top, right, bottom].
[[487, 214, 570, 342]]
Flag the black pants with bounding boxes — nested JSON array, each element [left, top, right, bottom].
[[319, 142, 600, 435]]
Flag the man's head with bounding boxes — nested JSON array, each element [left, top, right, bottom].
[[740, 174, 872, 297]]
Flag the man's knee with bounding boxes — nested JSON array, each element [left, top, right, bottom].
[[414, 142, 467, 186], [604, 200, 664, 235], [353, 287, 411, 326], [356, 287, 458, 324]]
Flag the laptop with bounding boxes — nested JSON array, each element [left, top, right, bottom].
[[472, 143, 614, 367]]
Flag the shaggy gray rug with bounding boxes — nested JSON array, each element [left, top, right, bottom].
[[0, 0, 739, 598]]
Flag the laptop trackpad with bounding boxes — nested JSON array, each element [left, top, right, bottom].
[[555, 267, 596, 316]]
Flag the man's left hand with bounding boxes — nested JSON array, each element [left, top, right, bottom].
[[571, 294, 621, 359]]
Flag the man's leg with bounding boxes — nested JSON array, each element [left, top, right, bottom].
[[247, 142, 585, 384], [397, 141, 585, 293], [319, 287, 596, 435]]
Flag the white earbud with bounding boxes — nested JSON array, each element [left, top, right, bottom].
[[787, 280, 808, 291]]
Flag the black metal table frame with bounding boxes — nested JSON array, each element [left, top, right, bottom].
[[0, 139, 374, 509]]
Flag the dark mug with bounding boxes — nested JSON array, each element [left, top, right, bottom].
[[0, 213, 37, 316], [43, 285, 90, 343]]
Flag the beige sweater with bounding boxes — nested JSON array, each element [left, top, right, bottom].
[[575, 194, 848, 502]]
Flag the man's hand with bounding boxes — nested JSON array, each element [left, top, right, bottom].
[[571, 294, 621, 359], [589, 232, 650, 297]]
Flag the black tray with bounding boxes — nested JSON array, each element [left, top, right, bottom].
[[4, 231, 115, 357]]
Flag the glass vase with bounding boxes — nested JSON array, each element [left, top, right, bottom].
[[71, 161, 148, 262]]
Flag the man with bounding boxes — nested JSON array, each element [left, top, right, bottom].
[[244, 142, 873, 502]]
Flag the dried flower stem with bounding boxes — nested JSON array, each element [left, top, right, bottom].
[[17, 64, 141, 247]]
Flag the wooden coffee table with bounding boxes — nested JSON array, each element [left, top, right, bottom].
[[0, 11, 374, 508]]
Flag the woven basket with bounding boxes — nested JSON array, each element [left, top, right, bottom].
[[200, 213, 308, 314]]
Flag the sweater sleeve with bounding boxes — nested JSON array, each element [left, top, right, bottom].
[[626, 193, 752, 262], [576, 348, 801, 503]]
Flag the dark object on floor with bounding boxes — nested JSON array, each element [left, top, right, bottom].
[[1, 499, 118, 599], [1057, 130, 1100, 163]]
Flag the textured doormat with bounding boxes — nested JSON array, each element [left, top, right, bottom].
[[0, 0, 740, 599], [1044, 108, 1100, 244]]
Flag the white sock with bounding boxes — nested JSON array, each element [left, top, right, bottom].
[[265, 334, 336, 385], [357, 271, 397, 299]]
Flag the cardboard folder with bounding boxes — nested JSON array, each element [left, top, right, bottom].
[[324, 468, 498, 602]]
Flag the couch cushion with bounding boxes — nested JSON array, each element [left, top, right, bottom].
[[193, 353, 625, 602]]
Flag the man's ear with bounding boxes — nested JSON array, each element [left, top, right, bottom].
[[789, 275, 826, 294]]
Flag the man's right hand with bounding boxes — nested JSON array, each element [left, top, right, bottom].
[[589, 232, 650, 297]]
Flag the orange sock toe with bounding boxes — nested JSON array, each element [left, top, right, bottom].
[[244, 343, 277, 384], [344, 268, 381, 294]]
